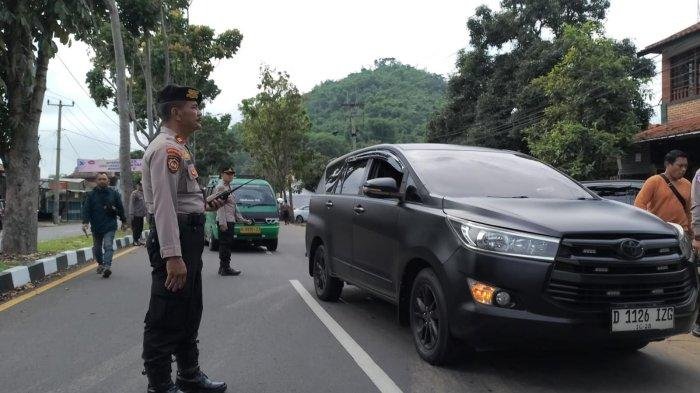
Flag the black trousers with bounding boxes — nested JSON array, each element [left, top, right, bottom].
[[142, 221, 205, 370], [218, 222, 236, 269], [132, 216, 144, 243]]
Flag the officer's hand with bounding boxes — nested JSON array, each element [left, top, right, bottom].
[[219, 223, 228, 232], [165, 257, 187, 292], [206, 199, 225, 211]]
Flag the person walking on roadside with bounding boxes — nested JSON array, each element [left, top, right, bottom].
[[141, 84, 227, 393], [689, 162, 700, 337], [130, 181, 147, 246], [636, 150, 696, 337], [82, 172, 127, 279], [634, 150, 691, 232], [214, 166, 253, 276]]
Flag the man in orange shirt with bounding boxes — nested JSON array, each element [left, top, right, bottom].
[[634, 150, 691, 232]]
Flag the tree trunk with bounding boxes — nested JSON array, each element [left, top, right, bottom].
[[105, 0, 133, 218], [144, 34, 156, 140], [2, 36, 51, 253], [160, 4, 171, 85], [288, 179, 294, 212]]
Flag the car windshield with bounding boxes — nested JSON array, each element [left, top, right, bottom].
[[405, 150, 593, 200], [233, 184, 276, 206]]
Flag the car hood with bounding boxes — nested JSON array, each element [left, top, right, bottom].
[[442, 197, 677, 238]]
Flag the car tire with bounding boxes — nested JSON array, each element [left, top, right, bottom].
[[266, 239, 278, 252], [410, 268, 456, 365], [209, 235, 219, 251], [296, 215, 304, 223], [313, 244, 343, 301]]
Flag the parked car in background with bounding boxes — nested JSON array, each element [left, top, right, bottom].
[[582, 180, 644, 205], [305, 144, 697, 365], [294, 205, 310, 223]]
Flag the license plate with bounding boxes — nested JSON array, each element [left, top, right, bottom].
[[611, 307, 674, 332], [239, 226, 261, 235]]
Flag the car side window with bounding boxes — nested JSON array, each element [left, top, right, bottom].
[[339, 159, 369, 195], [324, 162, 344, 194], [366, 157, 403, 188]]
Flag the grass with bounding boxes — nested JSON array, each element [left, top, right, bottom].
[[1, 228, 136, 272]]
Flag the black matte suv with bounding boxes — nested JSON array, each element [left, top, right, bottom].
[[304, 144, 699, 365]]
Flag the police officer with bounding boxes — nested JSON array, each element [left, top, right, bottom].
[[142, 85, 227, 393], [214, 166, 253, 276]]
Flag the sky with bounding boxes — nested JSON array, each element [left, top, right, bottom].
[[38, 0, 700, 178]]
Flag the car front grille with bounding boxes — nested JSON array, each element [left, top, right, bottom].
[[545, 235, 695, 312]]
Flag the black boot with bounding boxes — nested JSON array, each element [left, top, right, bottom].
[[218, 265, 241, 276], [175, 348, 227, 392], [145, 361, 183, 393]]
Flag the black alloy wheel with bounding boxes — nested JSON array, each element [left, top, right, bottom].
[[312, 245, 343, 301]]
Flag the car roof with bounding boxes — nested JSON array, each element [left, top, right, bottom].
[[326, 143, 519, 168]]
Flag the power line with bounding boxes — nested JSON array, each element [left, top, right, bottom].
[[65, 108, 118, 144], [55, 54, 120, 127], [64, 134, 80, 157], [69, 105, 118, 142], [63, 128, 120, 147]]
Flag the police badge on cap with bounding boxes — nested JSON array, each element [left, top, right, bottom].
[[157, 84, 202, 105]]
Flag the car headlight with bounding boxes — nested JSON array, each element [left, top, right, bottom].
[[668, 222, 692, 260], [447, 217, 560, 261]]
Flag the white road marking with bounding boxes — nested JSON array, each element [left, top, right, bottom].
[[289, 279, 403, 393]]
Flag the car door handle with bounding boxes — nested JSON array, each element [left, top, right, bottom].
[[325, 201, 334, 208], [353, 205, 365, 214]]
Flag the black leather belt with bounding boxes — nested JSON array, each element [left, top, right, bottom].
[[148, 213, 205, 227]]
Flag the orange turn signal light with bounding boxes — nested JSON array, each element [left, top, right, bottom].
[[467, 278, 497, 305]]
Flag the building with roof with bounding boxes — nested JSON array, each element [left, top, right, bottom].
[[619, 22, 700, 178]]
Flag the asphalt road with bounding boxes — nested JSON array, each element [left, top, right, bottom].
[[1, 225, 699, 393]]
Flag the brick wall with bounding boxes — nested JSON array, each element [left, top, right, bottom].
[[668, 99, 700, 122]]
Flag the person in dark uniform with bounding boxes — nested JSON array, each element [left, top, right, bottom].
[[141, 85, 227, 393], [214, 166, 252, 276]]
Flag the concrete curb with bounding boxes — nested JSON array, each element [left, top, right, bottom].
[[0, 230, 150, 294]]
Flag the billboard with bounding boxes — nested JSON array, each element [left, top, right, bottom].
[[76, 159, 143, 173]]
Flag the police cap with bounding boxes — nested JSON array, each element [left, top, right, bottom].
[[157, 84, 202, 105]]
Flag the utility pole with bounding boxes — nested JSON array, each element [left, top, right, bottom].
[[47, 99, 74, 224], [342, 92, 363, 151]]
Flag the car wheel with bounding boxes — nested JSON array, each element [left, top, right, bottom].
[[209, 235, 219, 251], [266, 239, 278, 252], [313, 244, 343, 301], [296, 215, 304, 223], [410, 268, 456, 365]]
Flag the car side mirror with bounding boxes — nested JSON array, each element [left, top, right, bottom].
[[363, 177, 402, 199]]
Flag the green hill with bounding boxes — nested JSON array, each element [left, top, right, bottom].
[[305, 58, 446, 156]]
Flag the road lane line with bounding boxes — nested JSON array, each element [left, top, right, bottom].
[[0, 246, 140, 313], [289, 279, 403, 393]]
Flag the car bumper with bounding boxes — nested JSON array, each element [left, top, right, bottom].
[[443, 248, 699, 350]]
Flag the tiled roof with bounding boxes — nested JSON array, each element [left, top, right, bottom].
[[638, 22, 700, 55], [634, 115, 700, 142]]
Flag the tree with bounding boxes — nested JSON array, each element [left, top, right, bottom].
[[192, 114, 233, 178], [524, 23, 654, 180], [104, 0, 134, 218], [240, 67, 311, 210], [83, 1, 242, 148], [428, 0, 610, 150], [0, 1, 93, 253]]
